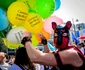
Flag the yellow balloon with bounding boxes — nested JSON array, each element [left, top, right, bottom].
[[24, 13, 43, 34], [31, 35, 39, 47], [7, 41, 20, 49], [3, 38, 19, 49], [7, 1, 28, 25]]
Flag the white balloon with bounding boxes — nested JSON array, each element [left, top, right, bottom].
[[6, 27, 27, 44]]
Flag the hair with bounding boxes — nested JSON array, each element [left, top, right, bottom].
[[77, 43, 84, 47], [81, 43, 84, 47], [14, 47, 36, 70]]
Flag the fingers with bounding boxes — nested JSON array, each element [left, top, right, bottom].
[[38, 33, 46, 39], [38, 33, 43, 37], [38, 33, 44, 38]]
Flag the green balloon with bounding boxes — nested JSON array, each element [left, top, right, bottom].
[[0, 0, 16, 10], [29, 9, 37, 13], [37, 0, 55, 18], [0, 24, 12, 38]]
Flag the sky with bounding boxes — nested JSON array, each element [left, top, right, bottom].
[[52, 0, 85, 24]]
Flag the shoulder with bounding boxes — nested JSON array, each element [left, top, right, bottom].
[[9, 64, 22, 70], [59, 48, 84, 67]]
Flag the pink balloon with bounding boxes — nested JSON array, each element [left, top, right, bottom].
[[44, 16, 63, 34]]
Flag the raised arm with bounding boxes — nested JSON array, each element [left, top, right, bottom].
[[38, 33, 52, 53], [25, 42, 57, 66], [22, 32, 83, 67]]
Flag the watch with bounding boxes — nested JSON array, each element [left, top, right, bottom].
[[21, 37, 31, 45]]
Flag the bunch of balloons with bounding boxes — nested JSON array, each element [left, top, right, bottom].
[[0, 0, 62, 49]]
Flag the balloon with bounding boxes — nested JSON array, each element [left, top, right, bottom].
[[31, 35, 39, 47], [35, 29, 50, 42], [36, 0, 55, 18], [0, 24, 12, 38], [7, 41, 20, 49], [7, 1, 28, 25], [55, 0, 61, 10], [17, 0, 37, 10], [0, 8, 9, 31], [47, 42, 57, 51], [44, 16, 63, 34], [27, 0, 37, 10], [0, 0, 16, 10], [3, 38, 19, 49], [29, 9, 36, 13], [6, 27, 27, 44], [17, 24, 24, 27], [24, 13, 43, 34]]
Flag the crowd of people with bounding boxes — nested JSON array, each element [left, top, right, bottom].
[[0, 47, 60, 70], [0, 37, 85, 70]]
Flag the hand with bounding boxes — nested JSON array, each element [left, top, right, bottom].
[[38, 33, 47, 45], [38, 33, 45, 39], [23, 31, 32, 38]]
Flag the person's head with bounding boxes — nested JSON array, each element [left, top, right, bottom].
[[14, 47, 35, 70], [9, 55, 14, 59], [77, 43, 82, 48], [84, 45, 85, 48], [0, 52, 5, 63], [81, 43, 84, 47], [15, 47, 31, 65], [52, 21, 72, 50]]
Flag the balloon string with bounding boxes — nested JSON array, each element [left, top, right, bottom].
[[28, 3, 31, 9], [26, 0, 31, 9]]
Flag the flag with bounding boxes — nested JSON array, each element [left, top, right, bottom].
[[75, 31, 80, 37], [72, 32, 80, 44]]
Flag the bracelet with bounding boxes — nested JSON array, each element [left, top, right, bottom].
[[21, 37, 31, 45], [41, 38, 47, 45]]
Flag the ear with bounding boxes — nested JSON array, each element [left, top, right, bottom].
[[52, 22, 57, 30], [65, 21, 72, 30]]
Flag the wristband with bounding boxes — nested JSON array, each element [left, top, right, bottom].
[[21, 37, 31, 45], [41, 38, 47, 45]]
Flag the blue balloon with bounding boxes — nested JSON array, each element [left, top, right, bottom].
[[0, 8, 9, 31], [55, 0, 61, 10], [47, 42, 57, 51]]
